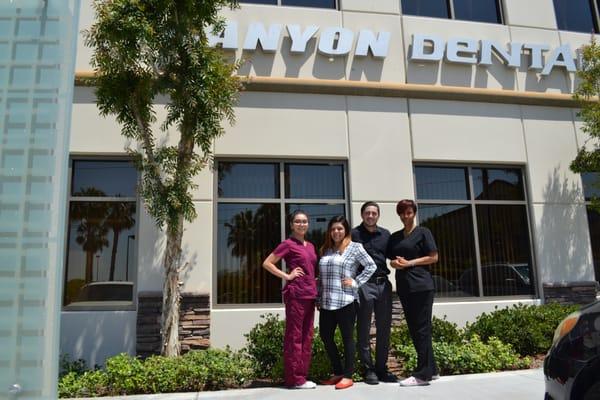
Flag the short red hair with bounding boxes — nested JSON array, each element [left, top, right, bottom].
[[396, 199, 417, 215]]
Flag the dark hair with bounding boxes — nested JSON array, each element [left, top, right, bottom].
[[360, 201, 380, 215], [320, 215, 351, 255], [289, 209, 308, 226], [396, 199, 417, 215]]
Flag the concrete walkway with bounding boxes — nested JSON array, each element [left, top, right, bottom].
[[71, 368, 546, 400]]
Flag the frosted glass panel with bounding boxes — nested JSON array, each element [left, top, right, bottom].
[[0, 1, 79, 399]]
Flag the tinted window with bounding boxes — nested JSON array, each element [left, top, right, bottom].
[[240, 0, 277, 4], [415, 166, 470, 200], [582, 172, 600, 201], [71, 160, 137, 197], [402, 0, 450, 18], [553, 0, 598, 33], [285, 203, 345, 249], [587, 207, 600, 282], [285, 164, 344, 199], [218, 162, 279, 199], [472, 168, 525, 201], [453, 0, 501, 24], [282, 0, 336, 8]]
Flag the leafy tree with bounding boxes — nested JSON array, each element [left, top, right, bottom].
[[571, 40, 600, 210], [85, 0, 241, 356]]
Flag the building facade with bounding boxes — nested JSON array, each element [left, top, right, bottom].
[[62, 0, 600, 366]]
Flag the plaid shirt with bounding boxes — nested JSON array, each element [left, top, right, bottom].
[[318, 241, 376, 310]]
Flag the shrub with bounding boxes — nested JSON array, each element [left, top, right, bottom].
[[392, 334, 530, 376], [390, 316, 463, 350], [58, 370, 109, 398], [59, 354, 89, 378], [243, 313, 285, 378], [464, 303, 579, 356]]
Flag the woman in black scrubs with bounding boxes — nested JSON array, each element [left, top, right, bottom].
[[386, 199, 439, 387]]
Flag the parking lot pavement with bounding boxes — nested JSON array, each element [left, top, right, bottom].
[[72, 368, 545, 400]]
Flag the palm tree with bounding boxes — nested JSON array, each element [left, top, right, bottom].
[[105, 202, 136, 281]]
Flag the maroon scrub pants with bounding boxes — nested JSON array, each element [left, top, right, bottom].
[[284, 298, 315, 386]]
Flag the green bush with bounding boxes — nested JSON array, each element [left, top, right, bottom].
[[59, 354, 89, 378], [392, 334, 530, 376], [390, 316, 463, 350], [58, 349, 254, 398], [464, 303, 579, 356]]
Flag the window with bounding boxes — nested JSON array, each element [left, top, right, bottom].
[[415, 165, 535, 298], [582, 172, 600, 283], [63, 160, 138, 308], [240, 0, 337, 9], [553, 0, 600, 33], [402, 0, 503, 24], [216, 160, 347, 305]]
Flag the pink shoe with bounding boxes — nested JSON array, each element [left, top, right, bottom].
[[399, 376, 430, 386]]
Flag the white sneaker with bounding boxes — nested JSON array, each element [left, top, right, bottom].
[[399, 376, 430, 387], [431, 374, 440, 381], [292, 380, 317, 389]]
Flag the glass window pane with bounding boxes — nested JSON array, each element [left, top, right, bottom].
[[217, 203, 282, 304], [282, 0, 336, 8], [453, 0, 502, 24], [472, 168, 525, 201], [218, 162, 279, 199], [586, 206, 600, 282], [582, 172, 600, 201], [401, 0, 450, 18], [415, 166, 470, 200], [420, 204, 478, 297], [285, 163, 344, 199], [553, 0, 597, 33], [64, 201, 136, 306], [285, 203, 345, 250], [240, 0, 277, 4], [71, 160, 137, 197], [476, 205, 534, 296]]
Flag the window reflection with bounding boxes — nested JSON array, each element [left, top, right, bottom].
[[587, 207, 600, 283], [453, 0, 502, 24], [285, 164, 344, 199], [415, 166, 470, 200], [553, 0, 598, 33], [472, 168, 525, 201], [402, 0, 450, 18], [285, 203, 345, 250], [582, 172, 600, 201], [71, 160, 137, 197], [64, 201, 136, 306], [217, 203, 282, 304], [240, 0, 277, 4], [420, 204, 477, 297], [218, 162, 279, 199], [282, 0, 336, 8]]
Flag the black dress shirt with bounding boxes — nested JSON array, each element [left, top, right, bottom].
[[351, 223, 391, 277]]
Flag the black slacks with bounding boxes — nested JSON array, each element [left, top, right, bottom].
[[398, 289, 437, 380], [319, 302, 357, 378], [357, 280, 393, 374]]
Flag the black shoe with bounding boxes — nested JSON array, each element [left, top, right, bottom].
[[377, 370, 398, 383], [364, 370, 379, 385]]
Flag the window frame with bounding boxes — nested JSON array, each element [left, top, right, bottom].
[[401, 0, 505, 25], [62, 157, 140, 311], [239, 0, 338, 10], [414, 163, 538, 301], [213, 158, 349, 308]]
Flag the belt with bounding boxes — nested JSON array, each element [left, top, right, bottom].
[[368, 275, 388, 284]]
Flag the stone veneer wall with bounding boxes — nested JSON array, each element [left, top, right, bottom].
[[543, 281, 599, 305], [137, 292, 210, 358]]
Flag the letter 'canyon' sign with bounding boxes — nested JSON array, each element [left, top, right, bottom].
[[208, 22, 578, 76]]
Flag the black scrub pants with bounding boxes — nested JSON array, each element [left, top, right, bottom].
[[319, 302, 357, 378], [398, 289, 437, 381], [357, 279, 393, 374]]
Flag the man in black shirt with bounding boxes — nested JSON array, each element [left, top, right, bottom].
[[351, 201, 397, 384]]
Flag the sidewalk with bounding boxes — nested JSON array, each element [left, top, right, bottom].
[[71, 368, 545, 400]]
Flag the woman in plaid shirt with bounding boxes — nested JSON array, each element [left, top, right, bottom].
[[318, 215, 377, 390]]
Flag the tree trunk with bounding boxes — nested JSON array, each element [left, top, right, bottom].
[[161, 215, 184, 357], [85, 251, 94, 283], [109, 230, 120, 281]]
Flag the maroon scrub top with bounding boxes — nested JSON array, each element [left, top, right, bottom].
[[273, 237, 318, 300]]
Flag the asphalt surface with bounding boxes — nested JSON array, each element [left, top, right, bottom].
[[70, 368, 546, 400]]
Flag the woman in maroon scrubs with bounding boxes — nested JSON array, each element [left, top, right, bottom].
[[262, 210, 318, 389]]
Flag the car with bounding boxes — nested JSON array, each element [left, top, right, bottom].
[[67, 281, 134, 308], [458, 263, 533, 296], [544, 299, 600, 400]]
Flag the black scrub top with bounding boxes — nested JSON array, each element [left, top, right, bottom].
[[386, 226, 438, 293]]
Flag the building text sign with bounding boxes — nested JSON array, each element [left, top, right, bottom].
[[208, 21, 577, 76]]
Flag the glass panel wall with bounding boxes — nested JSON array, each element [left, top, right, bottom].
[[216, 160, 347, 304], [415, 165, 535, 298], [402, 0, 503, 24], [553, 0, 599, 33]]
